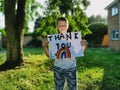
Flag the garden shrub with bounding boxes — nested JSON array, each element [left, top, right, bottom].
[[85, 22, 107, 47]]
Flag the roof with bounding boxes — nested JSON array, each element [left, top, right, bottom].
[[105, 0, 118, 10]]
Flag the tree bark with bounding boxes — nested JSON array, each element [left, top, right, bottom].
[[0, 0, 26, 70]]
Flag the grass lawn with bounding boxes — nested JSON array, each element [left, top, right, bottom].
[[0, 47, 120, 90]]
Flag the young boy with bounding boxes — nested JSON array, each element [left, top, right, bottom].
[[42, 17, 87, 90]]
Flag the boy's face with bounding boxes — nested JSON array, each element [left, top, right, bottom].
[[57, 20, 68, 34]]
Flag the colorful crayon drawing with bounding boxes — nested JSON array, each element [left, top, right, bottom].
[[56, 47, 71, 59]]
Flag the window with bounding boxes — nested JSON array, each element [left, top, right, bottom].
[[111, 6, 118, 16], [112, 30, 119, 40]]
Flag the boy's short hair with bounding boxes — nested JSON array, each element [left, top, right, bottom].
[[57, 17, 68, 24]]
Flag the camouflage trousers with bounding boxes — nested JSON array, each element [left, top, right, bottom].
[[53, 66, 77, 90]]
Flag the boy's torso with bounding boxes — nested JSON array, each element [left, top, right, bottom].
[[54, 57, 76, 69]]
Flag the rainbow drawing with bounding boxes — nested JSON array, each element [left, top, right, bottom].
[[56, 47, 71, 59]]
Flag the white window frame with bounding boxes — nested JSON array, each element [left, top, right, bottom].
[[111, 6, 118, 16], [112, 30, 119, 40]]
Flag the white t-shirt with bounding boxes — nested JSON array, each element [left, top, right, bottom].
[[54, 57, 76, 69]]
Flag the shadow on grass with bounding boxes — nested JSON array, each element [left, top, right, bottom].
[[0, 59, 24, 71], [0, 47, 120, 90], [0, 48, 45, 71], [77, 48, 120, 90]]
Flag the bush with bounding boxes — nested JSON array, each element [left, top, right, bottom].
[[85, 22, 107, 47]]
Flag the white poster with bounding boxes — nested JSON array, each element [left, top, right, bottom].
[[47, 32, 84, 59]]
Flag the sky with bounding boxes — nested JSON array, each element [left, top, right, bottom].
[[0, 13, 4, 28], [0, 0, 114, 30], [85, 0, 113, 17]]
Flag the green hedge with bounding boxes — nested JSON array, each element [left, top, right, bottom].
[[85, 22, 107, 47]]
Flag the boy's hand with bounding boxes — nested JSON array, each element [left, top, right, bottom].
[[81, 39, 88, 52], [81, 39, 88, 46], [42, 39, 49, 48], [42, 39, 49, 57]]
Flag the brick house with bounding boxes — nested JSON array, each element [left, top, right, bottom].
[[105, 0, 120, 51]]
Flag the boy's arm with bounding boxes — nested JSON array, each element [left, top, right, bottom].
[[81, 39, 88, 52], [42, 40, 49, 58]]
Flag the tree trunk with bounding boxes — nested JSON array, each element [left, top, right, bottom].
[[0, 0, 26, 70]]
